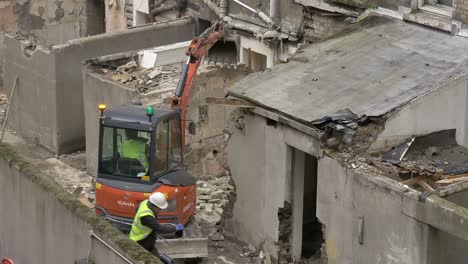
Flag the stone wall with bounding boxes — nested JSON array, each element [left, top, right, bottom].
[[455, 0, 468, 24], [0, 142, 160, 264]]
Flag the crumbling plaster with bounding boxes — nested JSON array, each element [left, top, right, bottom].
[[106, 0, 127, 32], [226, 112, 321, 260]]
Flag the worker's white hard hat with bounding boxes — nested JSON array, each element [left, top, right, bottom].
[[149, 192, 168, 210]]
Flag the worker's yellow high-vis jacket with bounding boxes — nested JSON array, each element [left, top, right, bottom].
[[119, 139, 149, 170], [130, 200, 155, 241]]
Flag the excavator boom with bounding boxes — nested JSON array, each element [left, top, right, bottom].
[[171, 21, 225, 147]]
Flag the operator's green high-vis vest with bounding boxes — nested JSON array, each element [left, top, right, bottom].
[[119, 139, 149, 170], [130, 200, 155, 241]]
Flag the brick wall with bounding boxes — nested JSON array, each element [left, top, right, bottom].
[[455, 0, 468, 24]]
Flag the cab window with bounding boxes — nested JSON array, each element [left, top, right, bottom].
[[99, 126, 150, 179], [168, 117, 182, 169], [154, 120, 168, 175]]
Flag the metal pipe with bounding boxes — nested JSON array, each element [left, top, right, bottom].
[[233, 0, 256, 13], [201, 0, 221, 15], [89, 231, 133, 264], [232, 0, 273, 27], [270, 0, 278, 25], [219, 0, 228, 18]]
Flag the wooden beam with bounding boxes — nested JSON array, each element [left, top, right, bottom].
[[436, 176, 468, 184], [401, 176, 424, 186], [206, 97, 255, 107], [417, 179, 435, 192], [78, 195, 95, 209], [1, 75, 18, 140]]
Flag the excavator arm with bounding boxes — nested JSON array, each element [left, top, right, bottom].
[[171, 21, 225, 148]]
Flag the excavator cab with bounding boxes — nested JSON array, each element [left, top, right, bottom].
[[95, 104, 197, 232]]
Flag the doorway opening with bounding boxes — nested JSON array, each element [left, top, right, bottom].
[[301, 153, 323, 259], [290, 148, 323, 261], [242, 48, 267, 72]]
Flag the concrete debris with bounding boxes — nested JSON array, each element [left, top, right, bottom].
[[216, 256, 235, 264], [98, 61, 182, 107], [278, 202, 293, 264], [197, 172, 235, 226], [382, 138, 415, 163], [241, 244, 257, 257], [41, 158, 95, 202], [0, 94, 8, 105], [209, 232, 225, 241]]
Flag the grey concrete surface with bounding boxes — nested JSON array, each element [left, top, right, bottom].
[[372, 71, 468, 151], [3, 18, 197, 154], [228, 15, 468, 125], [226, 113, 321, 260], [0, 136, 160, 264], [83, 68, 137, 176], [317, 156, 468, 264]]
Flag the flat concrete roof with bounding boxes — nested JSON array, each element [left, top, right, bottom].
[[228, 15, 468, 124]]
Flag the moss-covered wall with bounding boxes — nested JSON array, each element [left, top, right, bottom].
[[0, 142, 161, 264]]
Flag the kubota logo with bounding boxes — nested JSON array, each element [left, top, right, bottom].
[[117, 200, 135, 207]]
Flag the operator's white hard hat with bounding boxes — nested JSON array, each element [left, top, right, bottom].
[[149, 192, 168, 209]]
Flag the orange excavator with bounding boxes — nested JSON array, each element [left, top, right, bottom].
[[94, 21, 224, 231]]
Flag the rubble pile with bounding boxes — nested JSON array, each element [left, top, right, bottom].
[[195, 169, 235, 240], [103, 60, 182, 106]]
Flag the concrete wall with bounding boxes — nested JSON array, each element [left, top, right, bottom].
[[83, 67, 138, 177], [317, 155, 468, 264], [227, 108, 468, 262], [455, 0, 468, 24], [0, 142, 160, 264], [372, 69, 468, 151], [4, 0, 104, 46], [0, 0, 104, 83], [2, 37, 59, 150], [106, 0, 128, 32], [3, 18, 197, 154], [226, 112, 321, 259]]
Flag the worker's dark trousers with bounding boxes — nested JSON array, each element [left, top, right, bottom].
[[138, 239, 174, 264], [150, 247, 174, 264]]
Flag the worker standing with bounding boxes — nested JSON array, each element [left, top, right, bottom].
[[130, 192, 184, 263]]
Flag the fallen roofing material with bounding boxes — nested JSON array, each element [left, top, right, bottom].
[[227, 15, 468, 125], [371, 130, 468, 192]]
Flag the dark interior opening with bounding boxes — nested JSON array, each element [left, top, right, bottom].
[[301, 153, 323, 259], [86, 0, 106, 36], [195, 18, 212, 35], [207, 40, 238, 66]]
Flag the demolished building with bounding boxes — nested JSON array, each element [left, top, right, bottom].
[[224, 15, 468, 263], [1, 0, 468, 263], [3, 18, 199, 154]]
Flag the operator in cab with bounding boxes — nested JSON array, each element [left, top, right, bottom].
[[118, 129, 149, 174], [130, 192, 185, 263]]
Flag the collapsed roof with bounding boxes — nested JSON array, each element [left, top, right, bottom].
[[228, 15, 468, 126]]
